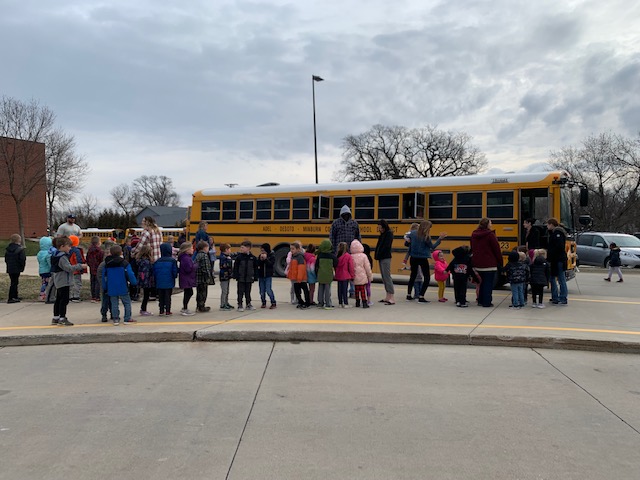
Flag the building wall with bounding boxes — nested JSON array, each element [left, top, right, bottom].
[[0, 137, 47, 239]]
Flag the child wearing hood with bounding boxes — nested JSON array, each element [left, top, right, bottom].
[[287, 241, 310, 309], [5, 234, 26, 303], [529, 248, 551, 308], [446, 245, 479, 307], [102, 244, 137, 325], [315, 239, 337, 309], [194, 241, 215, 313], [505, 250, 530, 309], [153, 242, 178, 316], [335, 241, 355, 308], [178, 242, 197, 316], [432, 250, 450, 302], [604, 242, 623, 283], [350, 239, 373, 308], [36, 236, 53, 302]]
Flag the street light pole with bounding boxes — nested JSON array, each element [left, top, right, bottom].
[[312, 75, 324, 184]]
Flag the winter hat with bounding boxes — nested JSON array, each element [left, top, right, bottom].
[[508, 250, 519, 263], [160, 242, 173, 257], [69, 235, 80, 247], [261, 243, 272, 254]]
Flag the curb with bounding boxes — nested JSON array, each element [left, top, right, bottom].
[[1, 329, 639, 354]]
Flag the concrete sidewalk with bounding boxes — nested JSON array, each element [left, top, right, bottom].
[[1, 266, 639, 352]]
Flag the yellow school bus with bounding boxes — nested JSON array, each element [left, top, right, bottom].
[[80, 228, 125, 241], [189, 171, 584, 281]]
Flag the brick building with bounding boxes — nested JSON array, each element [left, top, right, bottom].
[[0, 136, 47, 239]]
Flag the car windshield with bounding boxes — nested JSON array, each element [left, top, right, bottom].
[[603, 235, 640, 248]]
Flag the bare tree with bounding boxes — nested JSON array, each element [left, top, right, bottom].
[[45, 128, 89, 229], [405, 126, 487, 177], [0, 96, 55, 243], [549, 132, 640, 232], [66, 194, 99, 228], [132, 175, 181, 207], [110, 183, 139, 216], [337, 124, 487, 181]]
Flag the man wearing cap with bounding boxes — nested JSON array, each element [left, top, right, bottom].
[[330, 205, 361, 297], [56, 214, 82, 238]]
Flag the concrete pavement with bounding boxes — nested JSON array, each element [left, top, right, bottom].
[[1, 259, 639, 352]]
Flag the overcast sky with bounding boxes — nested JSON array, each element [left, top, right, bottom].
[[2, 0, 639, 209]]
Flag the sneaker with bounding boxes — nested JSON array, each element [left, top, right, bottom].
[[438, 298, 446, 303], [165, 311, 173, 316], [225, 304, 235, 309], [101, 316, 108, 322], [180, 309, 196, 316], [246, 304, 256, 311], [531, 303, 538, 308], [237, 306, 245, 312], [617, 279, 624, 283], [7, 298, 20, 303], [460, 302, 469, 308], [140, 310, 154, 316], [418, 298, 430, 303], [604, 277, 611, 282], [367, 301, 373, 306], [90, 298, 99, 303], [324, 305, 335, 310], [362, 303, 370, 308], [113, 320, 120, 326], [261, 303, 267, 309], [70, 298, 81, 303], [197, 306, 211, 313], [558, 302, 568, 306], [269, 304, 277, 309], [51, 317, 60, 326], [406, 295, 414, 301], [58, 318, 74, 326], [124, 319, 137, 324], [537, 303, 546, 309], [296, 304, 308, 309]]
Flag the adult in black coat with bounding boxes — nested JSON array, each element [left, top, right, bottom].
[[374, 219, 395, 304]]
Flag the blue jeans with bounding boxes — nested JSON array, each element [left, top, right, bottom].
[[478, 270, 497, 307], [110, 294, 132, 321], [550, 261, 568, 303], [510, 283, 525, 307], [259, 277, 276, 304]]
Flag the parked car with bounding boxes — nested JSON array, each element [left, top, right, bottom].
[[576, 232, 640, 268]]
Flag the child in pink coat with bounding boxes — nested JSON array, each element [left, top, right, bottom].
[[350, 239, 373, 308], [432, 250, 449, 302], [335, 242, 354, 308]]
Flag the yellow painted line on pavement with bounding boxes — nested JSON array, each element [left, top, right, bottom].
[[1, 319, 639, 336]]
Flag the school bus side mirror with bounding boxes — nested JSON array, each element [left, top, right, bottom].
[[578, 215, 592, 227], [579, 187, 588, 207]]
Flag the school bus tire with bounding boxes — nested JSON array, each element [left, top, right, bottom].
[[274, 245, 290, 277]]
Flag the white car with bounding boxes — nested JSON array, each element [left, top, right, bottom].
[[576, 232, 640, 268]]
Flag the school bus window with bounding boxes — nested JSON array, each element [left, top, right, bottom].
[[457, 192, 482, 219], [487, 191, 514, 219], [274, 199, 291, 220], [355, 196, 375, 220], [293, 198, 310, 220], [429, 193, 453, 219], [239, 200, 254, 220], [378, 195, 399, 219], [256, 199, 272, 220], [222, 201, 237, 221], [415, 192, 425, 218], [312, 196, 330, 219], [333, 196, 352, 219], [402, 192, 426, 219], [201, 201, 221, 221]]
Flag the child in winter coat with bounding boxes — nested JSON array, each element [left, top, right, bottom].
[[5, 234, 26, 303], [350, 239, 373, 308], [446, 245, 478, 307], [233, 240, 258, 311], [505, 250, 530, 309], [68, 235, 86, 302], [315, 239, 337, 309], [194, 240, 215, 312], [178, 242, 197, 316], [257, 243, 277, 309], [604, 242, 624, 283], [86, 236, 104, 303], [287, 241, 310, 309], [362, 243, 374, 305], [412, 265, 424, 300], [529, 248, 551, 308], [432, 250, 450, 302], [102, 244, 138, 325], [335, 242, 354, 308], [136, 245, 155, 316], [36, 236, 53, 302], [218, 243, 234, 310], [153, 243, 178, 316], [304, 244, 317, 305], [51, 236, 84, 326]]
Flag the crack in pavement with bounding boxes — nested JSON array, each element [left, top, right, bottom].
[[533, 348, 640, 436], [467, 295, 509, 342]]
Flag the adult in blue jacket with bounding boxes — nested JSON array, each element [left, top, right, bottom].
[[406, 220, 447, 303]]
